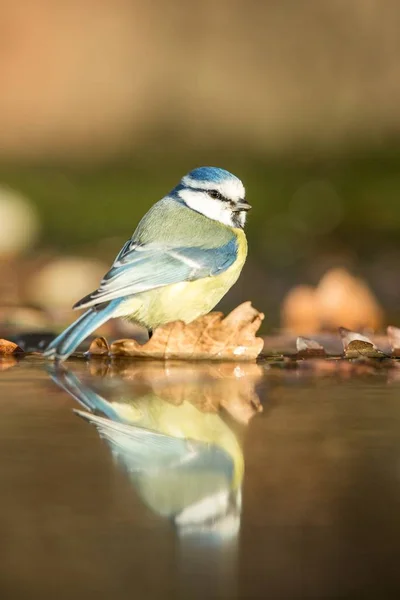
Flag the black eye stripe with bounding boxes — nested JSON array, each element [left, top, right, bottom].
[[207, 189, 232, 202], [186, 186, 231, 203], [208, 189, 222, 200]]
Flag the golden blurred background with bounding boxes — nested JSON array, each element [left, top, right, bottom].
[[1, 0, 399, 335]]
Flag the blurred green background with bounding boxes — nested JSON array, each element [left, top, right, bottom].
[[1, 0, 399, 332]]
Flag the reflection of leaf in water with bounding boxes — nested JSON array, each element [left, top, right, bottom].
[[0, 357, 17, 370], [86, 360, 263, 424], [104, 302, 264, 360]]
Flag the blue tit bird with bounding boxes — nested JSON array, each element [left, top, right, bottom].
[[44, 166, 251, 361], [49, 364, 245, 536]]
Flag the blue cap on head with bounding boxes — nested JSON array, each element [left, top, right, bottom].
[[186, 167, 239, 185]]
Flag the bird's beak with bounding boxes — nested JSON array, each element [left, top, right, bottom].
[[235, 200, 251, 211]]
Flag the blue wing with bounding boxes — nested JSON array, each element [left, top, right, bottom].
[[74, 236, 238, 309]]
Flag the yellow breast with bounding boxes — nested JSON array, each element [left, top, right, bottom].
[[120, 228, 248, 329]]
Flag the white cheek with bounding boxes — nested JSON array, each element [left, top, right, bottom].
[[238, 212, 246, 228], [179, 190, 235, 226]]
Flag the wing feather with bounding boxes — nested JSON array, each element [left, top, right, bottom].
[[74, 236, 238, 309]]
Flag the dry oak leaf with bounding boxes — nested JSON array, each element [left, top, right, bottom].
[[339, 328, 387, 359], [110, 302, 264, 360], [0, 339, 23, 355], [87, 336, 110, 356], [296, 336, 326, 358]]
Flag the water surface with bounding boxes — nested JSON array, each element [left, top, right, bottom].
[[1, 358, 400, 599]]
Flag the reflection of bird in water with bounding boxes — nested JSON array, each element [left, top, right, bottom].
[[49, 365, 248, 536]]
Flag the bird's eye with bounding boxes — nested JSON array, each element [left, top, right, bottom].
[[208, 190, 222, 200]]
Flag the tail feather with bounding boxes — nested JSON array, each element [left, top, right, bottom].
[[44, 300, 121, 361]]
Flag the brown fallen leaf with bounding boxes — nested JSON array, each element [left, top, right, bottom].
[[296, 336, 326, 358], [339, 327, 376, 349], [387, 326, 400, 357], [339, 328, 387, 358], [87, 336, 110, 356], [109, 302, 264, 360], [344, 340, 387, 359], [0, 339, 23, 355]]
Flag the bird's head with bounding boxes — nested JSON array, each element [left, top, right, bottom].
[[173, 167, 251, 228]]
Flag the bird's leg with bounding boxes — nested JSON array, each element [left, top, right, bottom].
[[148, 328, 153, 340]]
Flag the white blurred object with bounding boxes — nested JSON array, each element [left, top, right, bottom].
[[27, 257, 107, 310], [0, 186, 40, 256]]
